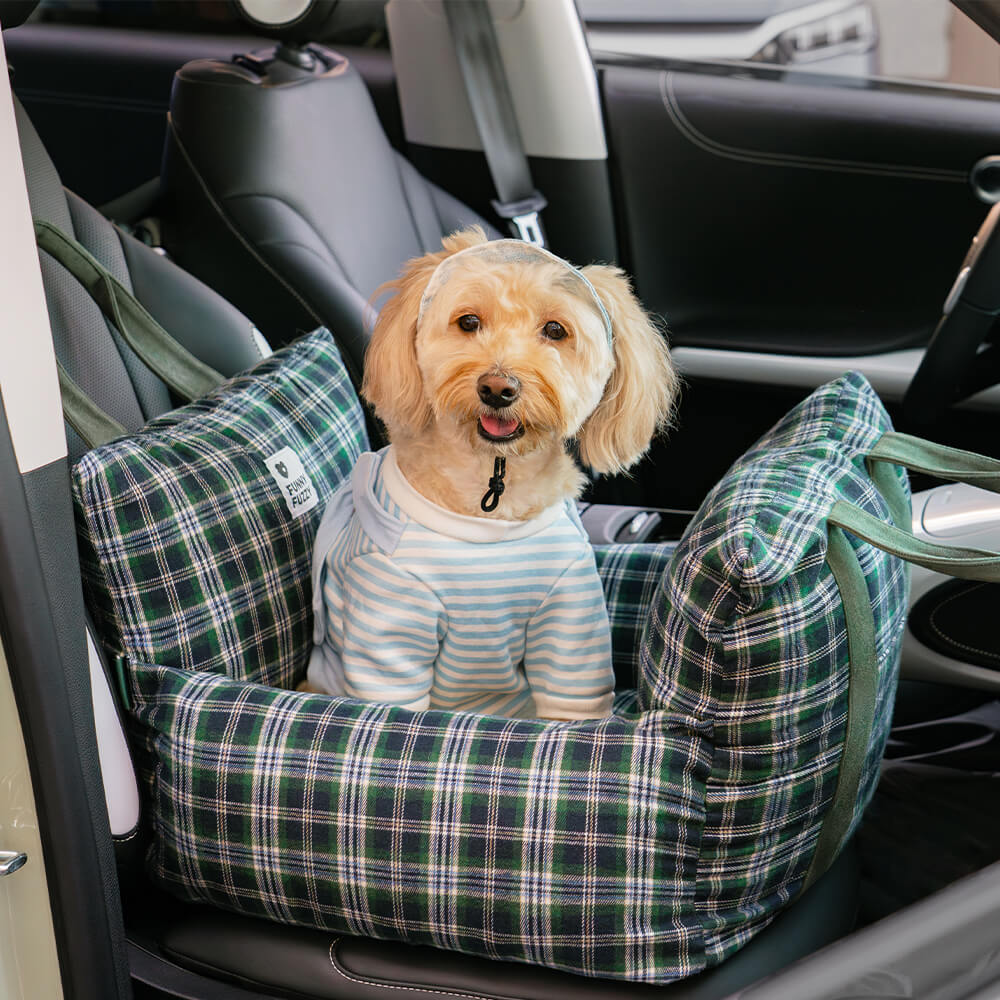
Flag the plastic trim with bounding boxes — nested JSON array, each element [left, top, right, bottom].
[[386, 0, 606, 160], [672, 345, 1000, 413], [0, 29, 66, 474], [87, 632, 140, 838]]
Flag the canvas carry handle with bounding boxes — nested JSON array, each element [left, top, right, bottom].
[[35, 220, 224, 404], [867, 431, 1000, 491], [805, 428, 1000, 892], [828, 430, 1000, 580], [56, 362, 128, 450]]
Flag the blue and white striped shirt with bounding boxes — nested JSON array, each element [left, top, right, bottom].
[[308, 447, 614, 719]]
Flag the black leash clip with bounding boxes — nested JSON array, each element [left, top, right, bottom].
[[481, 456, 507, 512]]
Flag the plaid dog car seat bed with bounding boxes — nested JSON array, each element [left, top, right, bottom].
[[76, 329, 989, 983]]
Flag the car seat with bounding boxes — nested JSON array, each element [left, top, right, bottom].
[[7, 8, 862, 998], [159, 0, 500, 399]]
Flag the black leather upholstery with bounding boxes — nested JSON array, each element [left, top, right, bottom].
[[0, 0, 36, 30], [910, 579, 1000, 670], [600, 62, 994, 357], [134, 846, 859, 1000], [161, 42, 499, 393]]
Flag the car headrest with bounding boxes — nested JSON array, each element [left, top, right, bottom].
[[0, 1, 38, 30]]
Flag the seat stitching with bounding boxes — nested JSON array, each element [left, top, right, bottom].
[[167, 117, 365, 392], [392, 152, 437, 252], [167, 118, 323, 324], [659, 71, 967, 183], [224, 191, 353, 282], [326, 939, 500, 1000], [928, 581, 1000, 660]]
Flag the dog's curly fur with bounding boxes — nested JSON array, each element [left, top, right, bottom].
[[363, 227, 680, 519]]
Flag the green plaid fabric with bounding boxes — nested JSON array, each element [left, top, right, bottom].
[[131, 663, 711, 983], [593, 542, 676, 690], [641, 371, 907, 966], [73, 328, 368, 690], [75, 353, 907, 984]]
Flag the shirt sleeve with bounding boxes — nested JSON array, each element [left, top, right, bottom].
[[523, 546, 615, 720], [333, 550, 445, 711]]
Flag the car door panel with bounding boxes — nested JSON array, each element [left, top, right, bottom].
[[601, 61, 996, 356], [587, 58, 1000, 510]]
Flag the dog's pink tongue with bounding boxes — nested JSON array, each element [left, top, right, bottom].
[[480, 414, 519, 437]]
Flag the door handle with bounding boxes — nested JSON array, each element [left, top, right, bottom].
[[0, 851, 27, 877]]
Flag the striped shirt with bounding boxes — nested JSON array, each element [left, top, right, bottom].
[[308, 447, 614, 719]]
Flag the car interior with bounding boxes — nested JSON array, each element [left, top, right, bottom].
[[4, 0, 1000, 997]]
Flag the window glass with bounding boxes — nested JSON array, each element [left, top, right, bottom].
[[877, 0, 1000, 88], [579, 0, 1000, 91]]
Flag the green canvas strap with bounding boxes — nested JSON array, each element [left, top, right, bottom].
[[56, 361, 128, 451], [34, 219, 224, 403], [810, 428, 1000, 889], [829, 429, 1000, 580], [829, 500, 1000, 581], [803, 524, 878, 892], [868, 431, 1000, 492]]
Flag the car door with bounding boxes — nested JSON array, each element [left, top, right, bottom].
[[0, 25, 130, 1000], [589, 0, 1000, 509]]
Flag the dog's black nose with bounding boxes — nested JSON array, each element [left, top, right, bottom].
[[478, 374, 521, 408]]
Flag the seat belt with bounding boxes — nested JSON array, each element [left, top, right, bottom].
[[442, 0, 548, 247], [34, 219, 226, 449]]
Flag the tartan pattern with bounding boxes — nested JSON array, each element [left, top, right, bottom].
[[73, 328, 368, 690], [76, 354, 907, 983], [593, 542, 676, 690], [131, 662, 712, 984], [642, 371, 907, 965]]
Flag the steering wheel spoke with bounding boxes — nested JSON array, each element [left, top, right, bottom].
[[904, 200, 1000, 426]]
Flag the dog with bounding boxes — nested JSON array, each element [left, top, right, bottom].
[[305, 227, 679, 719]]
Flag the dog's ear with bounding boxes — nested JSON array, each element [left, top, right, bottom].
[[363, 227, 490, 433], [575, 264, 680, 475]]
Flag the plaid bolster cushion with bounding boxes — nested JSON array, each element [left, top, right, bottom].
[[73, 328, 368, 690], [641, 371, 907, 966], [593, 542, 676, 690], [131, 663, 712, 984], [76, 350, 906, 984]]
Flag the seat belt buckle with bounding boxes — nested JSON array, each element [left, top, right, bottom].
[[491, 191, 548, 247]]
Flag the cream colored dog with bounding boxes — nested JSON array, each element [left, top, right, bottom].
[[304, 228, 679, 717], [363, 227, 679, 518]]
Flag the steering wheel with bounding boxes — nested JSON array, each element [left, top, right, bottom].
[[903, 197, 1000, 426]]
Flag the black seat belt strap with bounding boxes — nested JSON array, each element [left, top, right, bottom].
[[442, 0, 548, 247]]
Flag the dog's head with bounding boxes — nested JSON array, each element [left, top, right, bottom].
[[363, 227, 679, 475]]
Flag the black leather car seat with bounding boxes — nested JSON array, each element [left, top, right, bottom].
[[160, 1, 499, 395]]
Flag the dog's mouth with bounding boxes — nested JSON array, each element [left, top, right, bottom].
[[477, 412, 524, 443]]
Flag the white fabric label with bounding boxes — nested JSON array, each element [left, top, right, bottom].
[[265, 446, 319, 519]]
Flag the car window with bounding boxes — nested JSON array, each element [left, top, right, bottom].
[[580, 0, 1000, 92]]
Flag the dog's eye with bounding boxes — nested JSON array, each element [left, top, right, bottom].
[[542, 321, 567, 341], [457, 314, 480, 333]]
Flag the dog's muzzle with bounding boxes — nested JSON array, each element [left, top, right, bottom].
[[477, 373, 520, 408], [477, 374, 525, 442]]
